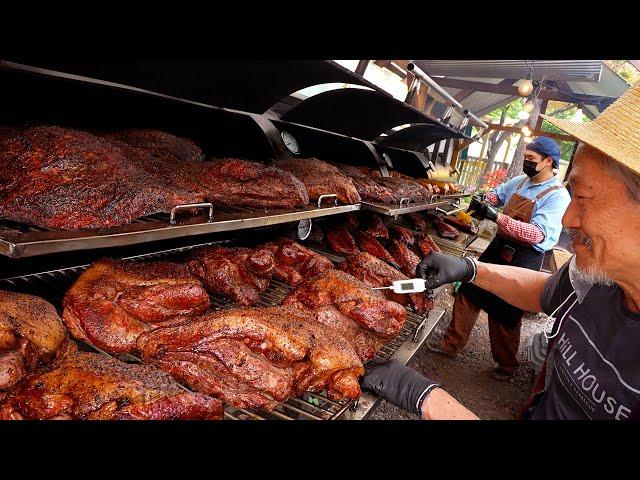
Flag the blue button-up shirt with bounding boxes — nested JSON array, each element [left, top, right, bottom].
[[493, 174, 571, 252]]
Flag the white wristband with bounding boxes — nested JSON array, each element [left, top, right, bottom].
[[465, 256, 478, 283], [415, 383, 441, 414]]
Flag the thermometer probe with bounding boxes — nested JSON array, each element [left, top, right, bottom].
[[373, 279, 427, 294]]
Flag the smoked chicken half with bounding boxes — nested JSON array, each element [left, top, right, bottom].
[[188, 246, 275, 306], [63, 259, 211, 355], [283, 270, 406, 361], [261, 239, 334, 287], [338, 253, 432, 315], [137, 306, 364, 411], [0, 352, 223, 420], [353, 231, 398, 267], [0, 291, 74, 396], [387, 239, 421, 277]]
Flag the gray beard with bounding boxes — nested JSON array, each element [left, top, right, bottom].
[[572, 262, 615, 287], [568, 228, 615, 287]]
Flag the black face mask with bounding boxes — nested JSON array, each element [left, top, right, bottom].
[[523, 159, 540, 177]]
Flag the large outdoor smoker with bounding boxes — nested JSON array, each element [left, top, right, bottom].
[[0, 60, 481, 420]]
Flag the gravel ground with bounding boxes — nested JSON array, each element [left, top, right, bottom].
[[368, 285, 554, 420]]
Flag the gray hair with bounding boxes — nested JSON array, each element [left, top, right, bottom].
[[576, 143, 640, 202]]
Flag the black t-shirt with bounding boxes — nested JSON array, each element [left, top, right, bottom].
[[531, 261, 640, 420]]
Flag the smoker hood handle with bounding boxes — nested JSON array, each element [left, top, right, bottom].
[[169, 203, 214, 225], [317, 194, 338, 208]]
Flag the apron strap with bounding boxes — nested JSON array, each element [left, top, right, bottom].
[[535, 185, 561, 200], [515, 177, 528, 192]]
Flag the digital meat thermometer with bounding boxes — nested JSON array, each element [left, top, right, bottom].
[[373, 279, 427, 294]]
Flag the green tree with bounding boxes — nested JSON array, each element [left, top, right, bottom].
[[604, 60, 640, 86], [539, 101, 588, 161]]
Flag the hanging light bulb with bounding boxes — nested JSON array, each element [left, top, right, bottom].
[[518, 69, 534, 97], [523, 100, 535, 113], [517, 111, 530, 120], [521, 126, 532, 136], [518, 79, 534, 96]]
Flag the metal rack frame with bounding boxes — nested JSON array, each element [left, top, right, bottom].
[[0, 202, 359, 259], [0, 238, 445, 421], [360, 198, 450, 217]]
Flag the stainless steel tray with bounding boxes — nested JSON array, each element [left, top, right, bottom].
[[360, 198, 450, 217], [0, 202, 359, 258]]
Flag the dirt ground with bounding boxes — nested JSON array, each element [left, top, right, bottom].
[[368, 285, 554, 420]]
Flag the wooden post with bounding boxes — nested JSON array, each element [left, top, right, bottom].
[[564, 141, 580, 183], [442, 137, 452, 166], [355, 60, 370, 76], [450, 138, 462, 172], [534, 99, 549, 131], [502, 132, 514, 164]]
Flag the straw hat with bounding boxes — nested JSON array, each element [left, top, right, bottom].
[[541, 82, 640, 174]]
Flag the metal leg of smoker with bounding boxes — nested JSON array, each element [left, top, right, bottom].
[[340, 306, 446, 420]]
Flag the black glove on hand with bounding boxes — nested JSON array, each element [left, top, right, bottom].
[[416, 251, 476, 289], [360, 359, 440, 415], [469, 194, 498, 222], [468, 194, 486, 214], [477, 202, 499, 222]]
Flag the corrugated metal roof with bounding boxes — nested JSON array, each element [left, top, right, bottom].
[[427, 76, 517, 118], [413, 62, 628, 118], [413, 60, 603, 82], [566, 63, 629, 116]]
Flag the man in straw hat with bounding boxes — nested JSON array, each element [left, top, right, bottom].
[[360, 84, 640, 420]]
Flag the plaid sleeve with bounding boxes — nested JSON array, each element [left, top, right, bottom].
[[497, 214, 545, 245], [486, 192, 499, 206]]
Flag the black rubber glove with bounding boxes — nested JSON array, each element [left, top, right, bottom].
[[468, 194, 498, 221], [360, 359, 440, 415], [476, 202, 499, 222], [467, 194, 486, 215], [416, 251, 476, 289]]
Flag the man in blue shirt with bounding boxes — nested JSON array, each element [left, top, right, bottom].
[[431, 137, 571, 380]]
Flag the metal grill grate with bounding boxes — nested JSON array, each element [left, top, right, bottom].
[[431, 237, 468, 258], [0, 239, 430, 420]]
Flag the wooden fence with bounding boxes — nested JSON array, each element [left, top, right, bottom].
[[457, 157, 509, 188], [452, 122, 577, 189]]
